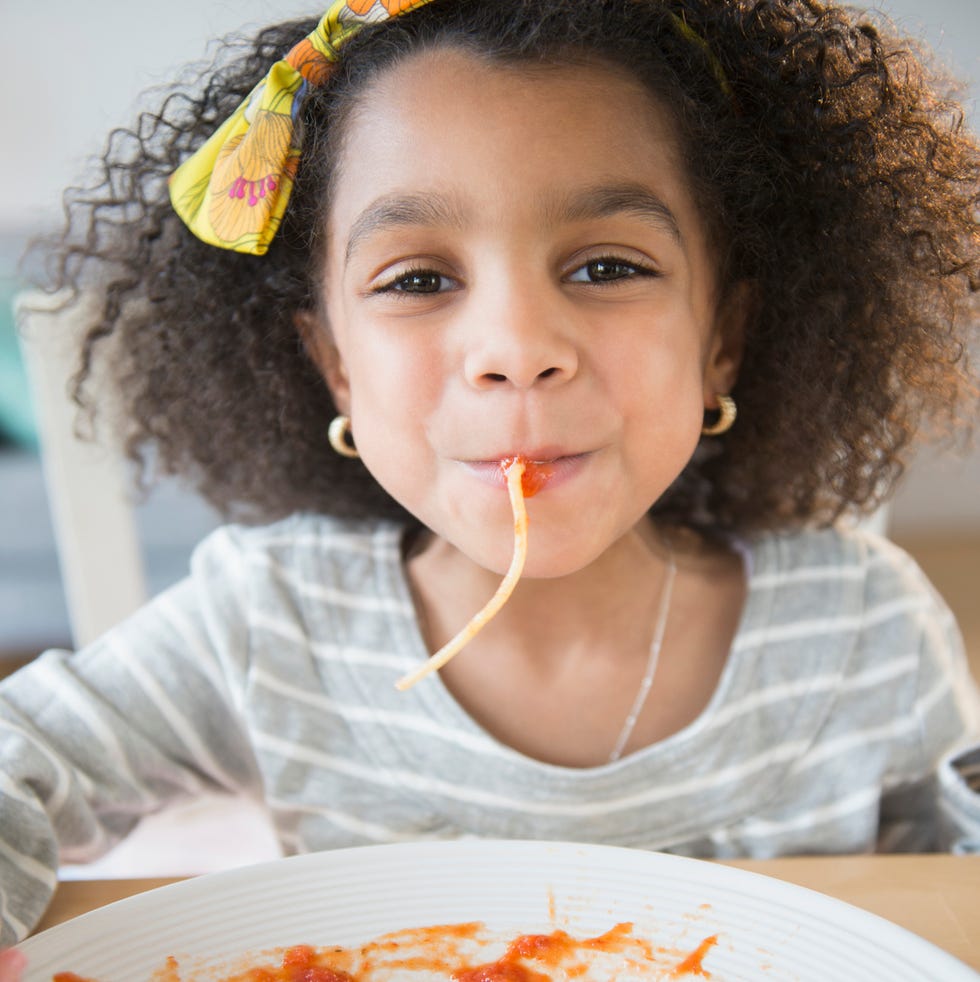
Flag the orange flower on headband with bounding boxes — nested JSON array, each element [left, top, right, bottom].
[[286, 39, 338, 86], [348, 0, 419, 12], [169, 0, 436, 255]]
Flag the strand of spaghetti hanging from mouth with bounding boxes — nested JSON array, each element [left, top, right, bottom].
[[395, 456, 534, 691]]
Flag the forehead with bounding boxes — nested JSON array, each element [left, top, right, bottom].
[[326, 47, 702, 242]]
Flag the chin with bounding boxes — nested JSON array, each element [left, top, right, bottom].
[[443, 532, 593, 582], [517, 535, 612, 580]]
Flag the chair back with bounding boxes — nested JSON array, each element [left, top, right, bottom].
[[16, 290, 147, 648]]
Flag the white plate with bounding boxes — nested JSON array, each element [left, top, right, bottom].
[[18, 840, 978, 981]]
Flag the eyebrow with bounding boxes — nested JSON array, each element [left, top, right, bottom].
[[343, 181, 683, 263], [552, 183, 683, 243], [345, 192, 465, 263]]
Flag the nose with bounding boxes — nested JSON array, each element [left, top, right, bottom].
[[462, 283, 579, 391]]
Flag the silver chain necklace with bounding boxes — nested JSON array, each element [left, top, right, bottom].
[[608, 551, 677, 763]]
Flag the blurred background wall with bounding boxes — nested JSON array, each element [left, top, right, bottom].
[[0, 0, 977, 654]]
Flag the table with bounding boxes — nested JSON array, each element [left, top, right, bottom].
[[31, 855, 980, 972]]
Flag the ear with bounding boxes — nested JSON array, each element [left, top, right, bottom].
[[293, 309, 351, 414], [703, 280, 753, 407]]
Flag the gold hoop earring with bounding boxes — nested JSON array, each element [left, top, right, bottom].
[[328, 414, 359, 458], [701, 394, 737, 436]]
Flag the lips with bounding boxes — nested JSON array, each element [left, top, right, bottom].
[[461, 451, 591, 493], [471, 445, 580, 465]]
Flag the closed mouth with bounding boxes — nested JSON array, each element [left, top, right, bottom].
[[460, 451, 591, 491]]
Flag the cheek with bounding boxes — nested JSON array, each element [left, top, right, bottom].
[[609, 331, 708, 473], [603, 323, 708, 410], [341, 339, 445, 482], [345, 337, 444, 417]]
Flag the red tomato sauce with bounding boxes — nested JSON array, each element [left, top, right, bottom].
[[50, 922, 718, 980], [500, 456, 553, 497], [669, 933, 719, 977], [210, 944, 355, 981]]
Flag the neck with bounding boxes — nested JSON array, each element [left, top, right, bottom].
[[406, 517, 673, 670]]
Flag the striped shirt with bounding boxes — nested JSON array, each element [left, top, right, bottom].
[[1, 514, 979, 944]]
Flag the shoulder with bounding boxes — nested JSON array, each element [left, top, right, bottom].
[[747, 523, 938, 611], [739, 523, 961, 675], [190, 513, 404, 572], [186, 512, 413, 618], [741, 524, 979, 762]]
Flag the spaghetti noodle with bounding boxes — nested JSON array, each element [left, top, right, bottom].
[[395, 457, 529, 691]]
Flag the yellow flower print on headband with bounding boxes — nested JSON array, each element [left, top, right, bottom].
[[168, 0, 437, 255]]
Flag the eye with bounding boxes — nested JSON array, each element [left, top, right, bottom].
[[374, 267, 458, 295], [566, 257, 658, 284]]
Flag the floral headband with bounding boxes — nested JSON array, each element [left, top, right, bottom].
[[169, 0, 731, 256], [169, 0, 437, 256]]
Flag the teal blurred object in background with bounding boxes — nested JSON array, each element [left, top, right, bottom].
[[0, 272, 38, 450]]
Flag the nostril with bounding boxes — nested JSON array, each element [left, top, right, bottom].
[[480, 367, 561, 384]]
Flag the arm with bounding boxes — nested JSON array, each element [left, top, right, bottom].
[[927, 604, 980, 851], [876, 553, 980, 852], [0, 528, 263, 946]]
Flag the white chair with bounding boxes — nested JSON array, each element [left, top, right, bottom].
[[15, 289, 280, 875], [16, 289, 148, 648]]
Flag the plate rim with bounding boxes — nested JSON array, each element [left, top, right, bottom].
[[19, 840, 979, 981]]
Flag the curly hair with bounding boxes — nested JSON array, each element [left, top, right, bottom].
[[28, 0, 979, 535]]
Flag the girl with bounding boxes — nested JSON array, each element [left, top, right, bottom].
[[3, 0, 980, 954]]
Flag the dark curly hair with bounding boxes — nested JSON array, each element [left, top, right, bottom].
[[27, 0, 980, 535]]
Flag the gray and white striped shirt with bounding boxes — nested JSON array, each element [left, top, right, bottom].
[[2, 515, 978, 944]]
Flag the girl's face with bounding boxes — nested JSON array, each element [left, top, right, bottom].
[[311, 49, 743, 578]]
